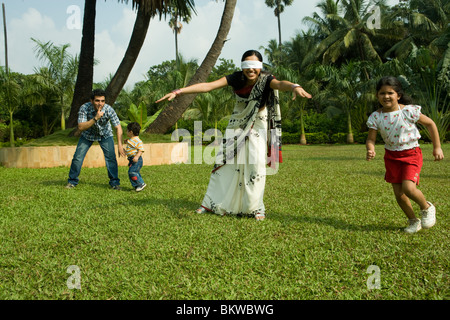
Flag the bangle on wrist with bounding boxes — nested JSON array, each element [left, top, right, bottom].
[[172, 89, 182, 96], [291, 84, 302, 91], [93, 117, 98, 122]]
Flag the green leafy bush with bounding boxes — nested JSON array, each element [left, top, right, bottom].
[[282, 132, 329, 144]]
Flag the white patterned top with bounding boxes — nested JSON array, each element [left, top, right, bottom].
[[367, 105, 422, 151]]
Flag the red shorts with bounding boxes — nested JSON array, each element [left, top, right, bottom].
[[384, 147, 423, 185]]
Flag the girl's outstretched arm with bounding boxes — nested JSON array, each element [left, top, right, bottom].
[[418, 114, 444, 161]]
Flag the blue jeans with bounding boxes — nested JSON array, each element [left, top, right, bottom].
[[128, 156, 145, 188], [68, 135, 120, 187]]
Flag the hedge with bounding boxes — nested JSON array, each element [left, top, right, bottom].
[[171, 128, 448, 145]]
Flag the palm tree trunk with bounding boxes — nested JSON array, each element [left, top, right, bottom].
[[146, 0, 237, 134], [277, 11, 282, 47], [299, 105, 306, 145], [175, 30, 179, 67], [105, 5, 151, 106], [61, 96, 66, 130], [3, 4, 14, 147], [68, 0, 96, 130], [347, 111, 354, 144], [175, 16, 180, 67], [9, 110, 14, 147]]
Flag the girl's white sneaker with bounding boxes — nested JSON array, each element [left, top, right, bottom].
[[404, 219, 422, 234], [421, 202, 436, 229]]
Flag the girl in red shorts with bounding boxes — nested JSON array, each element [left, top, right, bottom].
[[366, 76, 444, 233]]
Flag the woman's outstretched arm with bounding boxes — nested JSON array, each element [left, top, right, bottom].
[[270, 78, 312, 100], [156, 77, 229, 103]]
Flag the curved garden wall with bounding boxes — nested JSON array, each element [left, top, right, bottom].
[[0, 143, 188, 168]]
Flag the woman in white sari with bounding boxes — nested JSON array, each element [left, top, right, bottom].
[[156, 50, 312, 220]]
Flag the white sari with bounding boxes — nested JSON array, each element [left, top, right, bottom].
[[201, 74, 281, 217]]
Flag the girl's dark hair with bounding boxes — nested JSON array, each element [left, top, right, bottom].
[[127, 122, 141, 136], [376, 76, 414, 105], [241, 50, 263, 62]]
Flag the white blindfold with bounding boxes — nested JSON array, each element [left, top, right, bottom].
[[241, 60, 263, 70]]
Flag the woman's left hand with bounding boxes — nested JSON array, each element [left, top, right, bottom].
[[292, 86, 312, 100]]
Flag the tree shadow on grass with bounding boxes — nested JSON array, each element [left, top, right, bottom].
[[300, 156, 363, 161], [124, 196, 200, 217], [40, 180, 404, 230], [273, 213, 400, 233], [40, 180, 200, 216]]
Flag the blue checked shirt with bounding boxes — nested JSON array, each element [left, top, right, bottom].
[[78, 102, 121, 141]]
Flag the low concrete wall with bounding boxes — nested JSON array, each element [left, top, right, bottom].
[[0, 143, 189, 168]]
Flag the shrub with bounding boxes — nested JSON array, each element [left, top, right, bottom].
[[0, 122, 7, 141], [282, 112, 347, 135], [306, 132, 329, 144], [282, 132, 329, 144], [330, 133, 347, 144]]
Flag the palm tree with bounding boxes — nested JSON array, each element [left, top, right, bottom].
[[31, 39, 78, 131], [68, 0, 96, 130], [146, 0, 238, 134], [259, 39, 285, 67], [269, 65, 312, 144], [188, 88, 234, 133], [409, 47, 450, 143], [313, 61, 368, 143], [22, 69, 60, 136], [282, 29, 318, 70], [302, 0, 391, 76], [169, 6, 193, 67], [385, 0, 449, 60], [302, 0, 341, 38], [264, 0, 294, 47], [166, 55, 197, 139], [0, 67, 21, 147], [105, 0, 196, 106], [67, 0, 195, 129], [105, 4, 152, 107]]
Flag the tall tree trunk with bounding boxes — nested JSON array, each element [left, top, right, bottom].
[[3, 3, 14, 147], [105, 5, 151, 106], [146, 0, 237, 134], [347, 111, 354, 144], [175, 27, 179, 67], [9, 110, 14, 147], [67, 0, 96, 130], [60, 96, 66, 130], [299, 103, 306, 145], [277, 11, 282, 47]]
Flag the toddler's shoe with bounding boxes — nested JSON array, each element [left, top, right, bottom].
[[404, 218, 422, 234], [136, 183, 146, 192], [421, 202, 436, 229]]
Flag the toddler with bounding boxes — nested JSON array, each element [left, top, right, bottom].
[[124, 122, 146, 192]]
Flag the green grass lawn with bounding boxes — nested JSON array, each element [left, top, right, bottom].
[[0, 143, 448, 300]]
